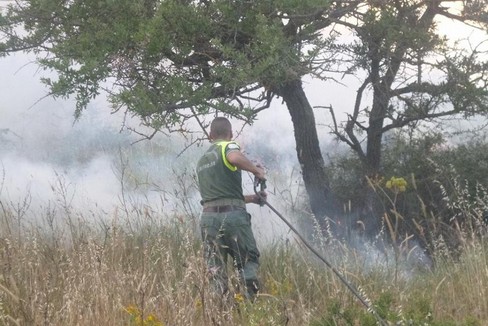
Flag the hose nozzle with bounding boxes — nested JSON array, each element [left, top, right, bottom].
[[253, 177, 267, 206]]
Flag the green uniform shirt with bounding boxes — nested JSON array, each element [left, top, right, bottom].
[[196, 140, 244, 203]]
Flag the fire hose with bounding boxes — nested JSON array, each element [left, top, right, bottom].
[[253, 178, 388, 326]]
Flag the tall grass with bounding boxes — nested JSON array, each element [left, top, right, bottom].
[[0, 174, 487, 325]]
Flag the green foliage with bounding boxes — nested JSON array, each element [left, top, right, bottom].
[[0, 0, 333, 126], [432, 140, 488, 197], [403, 295, 434, 324], [327, 131, 488, 243], [350, 1, 443, 74], [332, 0, 488, 189], [310, 300, 377, 326], [310, 293, 397, 326], [2, 0, 488, 234], [310, 288, 484, 326]]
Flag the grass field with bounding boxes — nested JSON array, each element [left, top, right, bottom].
[[1, 181, 487, 326]]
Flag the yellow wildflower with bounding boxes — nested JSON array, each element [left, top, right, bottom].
[[124, 305, 163, 326], [125, 304, 141, 316], [145, 314, 164, 326], [195, 299, 203, 309], [385, 176, 407, 193], [268, 280, 279, 296], [283, 279, 293, 294], [134, 316, 143, 325], [234, 293, 245, 303]]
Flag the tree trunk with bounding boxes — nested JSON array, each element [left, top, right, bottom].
[[362, 85, 389, 235], [276, 79, 338, 226], [366, 95, 388, 177]]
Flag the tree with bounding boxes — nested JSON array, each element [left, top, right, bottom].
[[326, 0, 488, 232], [0, 0, 358, 226], [1, 0, 488, 235]]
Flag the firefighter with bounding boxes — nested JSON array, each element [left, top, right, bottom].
[[196, 117, 266, 300]]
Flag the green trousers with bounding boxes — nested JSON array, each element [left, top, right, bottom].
[[200, 209, 260, 298]]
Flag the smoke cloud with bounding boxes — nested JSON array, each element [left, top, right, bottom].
[[1, 52, 433, 274]]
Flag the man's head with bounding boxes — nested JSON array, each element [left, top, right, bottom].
[[209, 117, 233, 141]]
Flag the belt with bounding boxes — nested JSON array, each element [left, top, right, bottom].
[[202, 205, 245, 213]]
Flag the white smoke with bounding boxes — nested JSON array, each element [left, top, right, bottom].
[[0, 53, 199, 217]]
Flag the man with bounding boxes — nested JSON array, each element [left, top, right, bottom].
[[196, 117, 266, 300]]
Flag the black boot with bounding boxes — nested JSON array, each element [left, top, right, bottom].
[[245, 279, 259, 301]]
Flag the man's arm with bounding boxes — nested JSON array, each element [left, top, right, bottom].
[[227, 148, 267, 205], [226, 150, 266, 180], [244, 193, 267, 205]]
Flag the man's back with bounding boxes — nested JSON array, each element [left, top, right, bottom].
[[196, 141, 244, 203]]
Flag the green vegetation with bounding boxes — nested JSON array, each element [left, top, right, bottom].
[[1, 169, 486, 325], [2, 0, 488, 227]]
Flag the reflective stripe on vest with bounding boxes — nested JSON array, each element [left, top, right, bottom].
[[215, 141, 238, 172]]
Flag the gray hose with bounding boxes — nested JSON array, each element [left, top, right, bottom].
[[254, 178, 388, 326]]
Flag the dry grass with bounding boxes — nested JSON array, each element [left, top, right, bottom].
[[0, 182, 487, 326]]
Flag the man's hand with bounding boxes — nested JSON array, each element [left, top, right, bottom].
[[253, 165, 266, 181], [255, 191, 267, 206]]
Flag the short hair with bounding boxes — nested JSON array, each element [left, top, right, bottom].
[[210, 117, 232, 138]]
